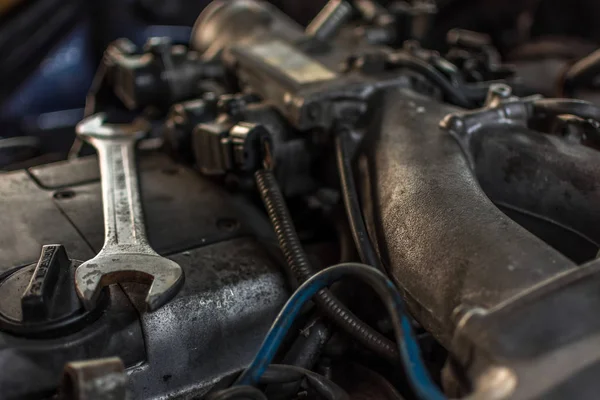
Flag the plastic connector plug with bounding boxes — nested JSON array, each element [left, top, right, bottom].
[[193, 121, 272, 176]]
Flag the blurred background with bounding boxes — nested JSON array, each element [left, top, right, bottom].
[[1, 0, 600, 168]]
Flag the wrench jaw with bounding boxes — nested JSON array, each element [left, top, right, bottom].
[[74, 254, 185, 312], [74, 260, 103, 312], [76, 113, 151, 143], [145, 259, 186, 312]]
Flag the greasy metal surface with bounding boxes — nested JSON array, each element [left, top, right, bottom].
[[0, 170, 95, 273], [1, 151, 246, 275], [28, 156, 103, 189], [1, 151, 288, 399], [365, 88, 575, 343], [28, 152, 161, 190], [471, 126, 600, 261], [191, 0, 305, 59], [125, 238, 288, 399], [365, 88, 600, 398], [0, 286, 144, 399], [244, 40, 337, 84], [20, 245, 71, 322], [54, 154, 258, 256], [0, 245, 108, 338], [75, 114, 184, 311], [456, 259, 600, 399], [439, 87, 600, 262]]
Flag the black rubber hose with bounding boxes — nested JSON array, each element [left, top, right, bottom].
[[212, 364, 348, 400], [255, 169, 399, 361], [262, 364, 349, 400], [280, 317, 331, 369], [530, 98, 600, 124], [334, 131, 382, 270], [389, 53, 473, 108], [207, 386, 267, 400], [265, 316, 331, 400], [561, 48, 600, 97]]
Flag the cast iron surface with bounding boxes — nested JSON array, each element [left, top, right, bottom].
[[27, 153, 263, 256], [455, 259, 600, 399], [365, 88, 575, 342], [365, 87, 600, 398], [125, 238, 288, 399], [0, 169, 95, 273], [0, 285, 144, 399], [0, 152, 288, 399], [0, 151, 259, 272], [469, 125, 600, 263]]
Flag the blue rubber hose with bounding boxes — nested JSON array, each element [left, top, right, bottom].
[[235, 263, 447, 400]]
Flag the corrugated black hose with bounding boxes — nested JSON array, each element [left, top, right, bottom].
[[255, 169, 399, 361]]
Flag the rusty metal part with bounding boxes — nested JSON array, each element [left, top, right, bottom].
[[60, 357, 127, 400], [74, 114, 184, 311]]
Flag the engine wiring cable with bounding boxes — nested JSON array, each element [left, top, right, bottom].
[[388, 52, 473, 108], [334, 129, 382, 270], [530, 98, 600, 124], [255, 167, 399, 360], [234, 263, 447, 400]]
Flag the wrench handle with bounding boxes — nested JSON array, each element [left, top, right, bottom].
[[96, 139, 152, 252]]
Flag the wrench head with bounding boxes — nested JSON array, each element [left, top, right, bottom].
[[74, 253, 185, 312], [76, 113, 151, 142]]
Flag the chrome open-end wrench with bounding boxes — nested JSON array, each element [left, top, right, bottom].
[[74, 113, 184, 311]]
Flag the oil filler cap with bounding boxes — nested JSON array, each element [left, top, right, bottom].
[[0, 245, 108, 338]]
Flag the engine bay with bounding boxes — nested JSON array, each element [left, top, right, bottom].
[[2, 0, 600, 399]]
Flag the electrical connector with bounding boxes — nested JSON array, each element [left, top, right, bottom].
[[193, 121, 272, 176]]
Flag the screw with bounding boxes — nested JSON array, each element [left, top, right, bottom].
[[54, 190, 76, 200], [217, 218, 239, 232]]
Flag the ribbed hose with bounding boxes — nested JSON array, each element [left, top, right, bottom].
[[255, 169, 399, 360]]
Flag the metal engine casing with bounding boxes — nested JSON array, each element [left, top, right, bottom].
[[4, 0, 600, 398], [365, 88, 600, 398], [0, 152, 288, 399]]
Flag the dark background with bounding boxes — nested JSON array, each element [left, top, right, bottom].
[[1, 0, 599, 163]]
